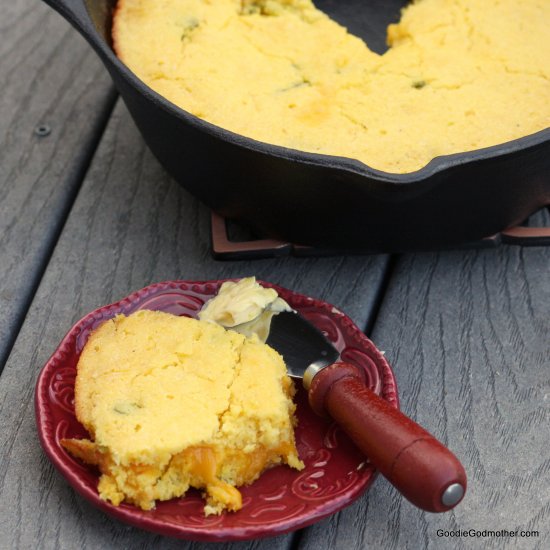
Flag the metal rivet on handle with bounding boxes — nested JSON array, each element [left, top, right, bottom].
[[441, 483, 465, 507], [34, 124, 51, 137]]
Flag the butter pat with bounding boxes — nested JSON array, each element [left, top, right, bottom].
[[199, 277, 291, 342]]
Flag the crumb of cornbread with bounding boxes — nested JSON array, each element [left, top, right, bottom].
[[61, 310, 303, 514], [112, 0, 550, 174]]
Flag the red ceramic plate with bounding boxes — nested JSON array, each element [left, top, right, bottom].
[[35, 280, 399, 541]]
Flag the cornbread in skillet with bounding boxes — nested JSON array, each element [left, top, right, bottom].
[[61, 309, 303, 514], [113, 0, 550, 173]]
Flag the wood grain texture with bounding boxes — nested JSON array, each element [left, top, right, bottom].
[[298, 209, 550, 550], [0, 0, 116, 371], [0, 99, 390, 550]]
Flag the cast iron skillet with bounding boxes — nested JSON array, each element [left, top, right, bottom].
[[43, 0, 550, 251]]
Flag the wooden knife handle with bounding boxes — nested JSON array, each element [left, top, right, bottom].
[[308, 362, 467, 512]]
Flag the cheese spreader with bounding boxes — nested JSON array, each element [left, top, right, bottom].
[[266, 310, 467, 513]]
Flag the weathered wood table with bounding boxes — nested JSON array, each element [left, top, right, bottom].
[[0, 2, 548, 548]]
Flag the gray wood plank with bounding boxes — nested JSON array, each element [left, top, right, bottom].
[[0, 99, 390, 550], [298, 223, 550, 549], [0, 0, 117, 371]]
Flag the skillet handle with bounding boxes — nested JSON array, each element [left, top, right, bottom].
[[500, 225, 550, 247], [308, 362, 467, 513], [41, 0, 90, 32]]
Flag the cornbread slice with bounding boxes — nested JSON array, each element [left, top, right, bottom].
[[113, 0, 550, 173], [62, 309, 303, 514]]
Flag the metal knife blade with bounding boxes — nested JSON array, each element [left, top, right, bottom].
[[266, 310, 339, 380]]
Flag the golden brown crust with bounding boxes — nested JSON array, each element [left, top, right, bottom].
[[111, 0, 125, 58]]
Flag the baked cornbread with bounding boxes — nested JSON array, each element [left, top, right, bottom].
[[113, 0, 550, 173], [61, 309, 303, 514]]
